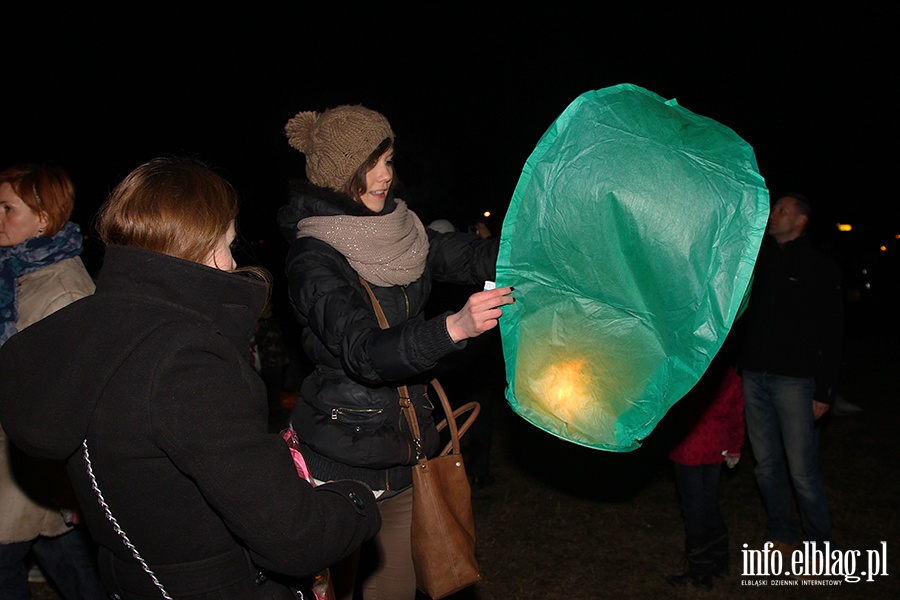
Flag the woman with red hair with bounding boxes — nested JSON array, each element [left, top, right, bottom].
[[0, 163, 101, 599]]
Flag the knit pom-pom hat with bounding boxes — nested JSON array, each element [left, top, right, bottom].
[[285, 105, 394, 191]]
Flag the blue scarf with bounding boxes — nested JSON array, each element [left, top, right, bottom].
[[0, 222, 84, 347]]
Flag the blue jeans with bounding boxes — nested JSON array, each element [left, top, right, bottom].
[[742, 370, 832, 544], [0, 527, 104, 600]]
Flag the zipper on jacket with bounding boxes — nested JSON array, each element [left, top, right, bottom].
[[401, 286, 410, 319], [330, 407, 384, 420]]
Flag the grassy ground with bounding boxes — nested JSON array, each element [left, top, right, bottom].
[[31, 308, 898, 599]]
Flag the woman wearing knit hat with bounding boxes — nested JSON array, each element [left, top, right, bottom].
[[278, 105, 513, 599]]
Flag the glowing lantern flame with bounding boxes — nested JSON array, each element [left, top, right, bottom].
[[533, 359, 592, 424]]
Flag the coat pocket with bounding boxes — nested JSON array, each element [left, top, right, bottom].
[[330, 406, 385, 426]]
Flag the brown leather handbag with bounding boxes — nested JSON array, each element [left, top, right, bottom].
[[359, 277, 481, 599]]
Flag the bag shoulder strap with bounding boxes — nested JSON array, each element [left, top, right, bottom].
[[82, 439, 173, 599]]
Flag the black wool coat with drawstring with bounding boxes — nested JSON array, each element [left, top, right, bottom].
[[277, 181, 499, 492]]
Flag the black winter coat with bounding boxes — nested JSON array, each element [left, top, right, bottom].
[[0, 245, 381, 599], [278, 183, 499, 491]]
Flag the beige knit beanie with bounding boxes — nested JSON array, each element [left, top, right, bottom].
[[284, 105, 394, 191]]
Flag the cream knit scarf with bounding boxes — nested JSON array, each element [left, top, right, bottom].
[[297, 200, 429, 287]]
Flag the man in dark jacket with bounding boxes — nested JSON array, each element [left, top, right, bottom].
[[737, 193, 842, 556]]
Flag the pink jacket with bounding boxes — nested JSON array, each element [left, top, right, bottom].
[[669, 367, 745, 466]]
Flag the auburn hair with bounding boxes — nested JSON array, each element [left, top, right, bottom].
[[0, 163, 75, 237], [96, 156, 238, 265]]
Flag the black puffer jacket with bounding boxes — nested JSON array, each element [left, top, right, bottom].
[[278, 182, 498, 491]]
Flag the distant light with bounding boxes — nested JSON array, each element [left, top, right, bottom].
[[483, 211, 491, 218], [880, 246, 888, 252], [836, 223, 852, 232], [895, 234, 900, 240]]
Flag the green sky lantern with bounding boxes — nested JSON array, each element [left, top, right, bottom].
[[496, 84, 769, 451]]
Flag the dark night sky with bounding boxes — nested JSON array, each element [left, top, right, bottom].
[[5, 5, 897, 265]]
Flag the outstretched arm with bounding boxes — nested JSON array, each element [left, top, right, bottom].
[[445, 286, 514, 343]]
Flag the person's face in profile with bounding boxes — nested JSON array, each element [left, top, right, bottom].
[[205, 220, 237, 271], [0, 182, 48, 247], [359, 148, 394, 213], [767, 196, 807, 243]]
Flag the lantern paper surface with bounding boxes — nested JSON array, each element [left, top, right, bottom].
[[496, 84, 768, 451]]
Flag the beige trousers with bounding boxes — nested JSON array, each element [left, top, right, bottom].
[[333, 488, 416, 600]]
